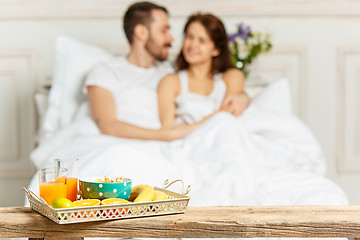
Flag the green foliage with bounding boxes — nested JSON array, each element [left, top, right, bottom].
[[229, 23, 272, 79]]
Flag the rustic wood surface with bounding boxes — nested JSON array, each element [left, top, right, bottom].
[[1, 206, 360, 239]]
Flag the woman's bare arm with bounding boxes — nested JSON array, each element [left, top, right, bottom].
[[157, 74, 196, 137], [220, 68, 250, 116], [223, 68, 245, 95], [157, 74, 179, 129]]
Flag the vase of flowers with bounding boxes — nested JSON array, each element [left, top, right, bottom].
[[229, 23, 272, 78]]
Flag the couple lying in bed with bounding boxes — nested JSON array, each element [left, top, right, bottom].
[[85, 2, 250, 141], [27, 2, 348, 206], [80, 2, 347, 205]]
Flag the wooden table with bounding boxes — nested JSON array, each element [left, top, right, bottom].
[[1, 206, 360, 239]]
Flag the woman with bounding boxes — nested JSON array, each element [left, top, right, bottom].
[[158, 13, 247, 130]]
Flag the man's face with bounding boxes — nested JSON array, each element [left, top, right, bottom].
[[145, 9, 174, 61]]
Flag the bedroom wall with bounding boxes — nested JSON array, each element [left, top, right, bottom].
[[1, 0, 360, 206]]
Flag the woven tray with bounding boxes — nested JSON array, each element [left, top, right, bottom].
[[24, 179, 190, 224]]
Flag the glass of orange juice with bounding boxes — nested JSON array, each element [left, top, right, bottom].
[[39, 167, 67, 205], [55, 159, 79, 201]]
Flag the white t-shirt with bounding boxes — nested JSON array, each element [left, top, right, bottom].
[[84, 56, 174, 129]]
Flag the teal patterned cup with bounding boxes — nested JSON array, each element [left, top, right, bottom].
[[79, 177, 132, 200]]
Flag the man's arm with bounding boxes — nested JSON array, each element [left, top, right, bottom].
[[220, 68, 250, 117], [87, 86, 182, 141]]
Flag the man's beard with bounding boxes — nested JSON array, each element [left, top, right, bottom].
[[145, 36, 171, 61]]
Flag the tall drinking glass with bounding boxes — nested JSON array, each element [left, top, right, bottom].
[[55, 159, 79, 201], [39, 167, 67, 205]]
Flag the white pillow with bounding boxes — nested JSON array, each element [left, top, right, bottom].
[[247, 78, 292, 115], [40, 36, 112, 141]]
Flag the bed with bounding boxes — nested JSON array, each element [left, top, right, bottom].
[[26, 36, 348, 207]]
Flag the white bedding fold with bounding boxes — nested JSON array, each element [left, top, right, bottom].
[[28, 104, 348, 206]]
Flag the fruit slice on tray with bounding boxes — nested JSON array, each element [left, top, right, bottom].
[[101, 198, 129, 205], [73, 199, 101, 207], [101, 198, 130, 217], [73, 199, 101, 218]]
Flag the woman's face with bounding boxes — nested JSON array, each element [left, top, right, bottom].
[[182, 21, 219, 65]]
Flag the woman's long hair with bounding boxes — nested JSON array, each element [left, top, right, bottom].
[[176, 13, 234, 73]]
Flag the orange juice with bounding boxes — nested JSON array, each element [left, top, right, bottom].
[[66, 177, 78, 201], [39, 182, 67, 205]]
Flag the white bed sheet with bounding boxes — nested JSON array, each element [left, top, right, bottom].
[[27, 103, 348, 207]]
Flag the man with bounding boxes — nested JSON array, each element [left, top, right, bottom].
[[86, 1, 249, 141]]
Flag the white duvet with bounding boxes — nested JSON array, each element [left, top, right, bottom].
[[27, 102, 348, 206]]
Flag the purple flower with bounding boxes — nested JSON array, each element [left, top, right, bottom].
[[236, 22, 251, 40], [240, 26, 251, 40], [228, 33, 238, 43], [229, 23, 252, 42], [236, 23, 244, 30]]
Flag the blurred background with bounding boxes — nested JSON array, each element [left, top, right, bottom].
[[1, 0, 360, 206]]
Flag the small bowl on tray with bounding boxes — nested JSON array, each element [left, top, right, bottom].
[[79, 177, 132, 200]]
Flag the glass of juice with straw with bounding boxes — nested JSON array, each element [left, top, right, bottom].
[[39, 167, 67, 205], [55, 159, 79, 201]]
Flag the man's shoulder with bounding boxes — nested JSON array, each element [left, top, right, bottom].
[[96, 56, 126, 68], [89, 56, 128, 75], [155, 60, 175, 73], [90, 57, 174, 80], [162, 72, 178, 80]]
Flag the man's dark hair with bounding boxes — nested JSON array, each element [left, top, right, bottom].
[[123, 2, 168, 43]]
